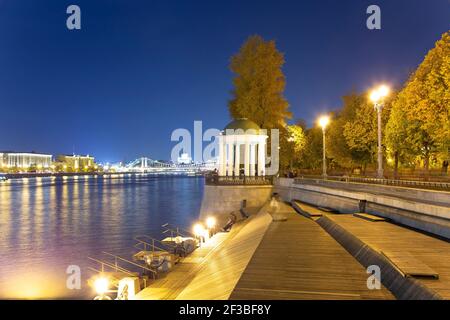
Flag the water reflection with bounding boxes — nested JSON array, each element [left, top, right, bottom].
[[0, 175, 203, 299]]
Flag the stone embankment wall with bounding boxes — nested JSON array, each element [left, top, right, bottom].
[[199, 185, 273, 222]]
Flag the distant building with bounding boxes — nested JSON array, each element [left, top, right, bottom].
[[0, 151, 52, 169], [177, 153, 192, 165], [57, 154, 95, 170]]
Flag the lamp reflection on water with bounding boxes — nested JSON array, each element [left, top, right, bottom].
[[1, 269, 67, 299]]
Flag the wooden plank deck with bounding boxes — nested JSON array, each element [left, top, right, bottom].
[[380, 251, 439, 279], [135, 225, 242, 300], [291, 200, 324, 218], [353, 213, 387, 222], [230, 202, 394, 300], [176, 210, 272, 299], [135, 207, 270, 300], [324, 215, 450, 298]]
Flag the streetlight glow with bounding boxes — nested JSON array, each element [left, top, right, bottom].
[[378, 85, 390, 97], [370, 90, 381, 103], [94, 277, 109, 295], [318, 115, 330, 129], [370, 84, 390, 103], [193, 223, 205, 237], [206, 217, 216, 229]]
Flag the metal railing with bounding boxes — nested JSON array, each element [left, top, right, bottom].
[[88, 251, 157, 279], [134, 235, 177, 253], [205, 174, 273, 186], [293, 175, 450, 191], [161, 223, 195, 238]]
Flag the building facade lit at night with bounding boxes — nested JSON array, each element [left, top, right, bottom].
[[57, 154, 95, 170], [0, 152, 52, 169]]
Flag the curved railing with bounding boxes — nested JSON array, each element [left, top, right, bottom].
[[205, 174, 273, 186], [293, 175, 450, 191]]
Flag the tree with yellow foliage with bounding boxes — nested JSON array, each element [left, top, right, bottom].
[[280, 124, 306, 170], [386, 31, 450, 173], [228, 35, 291, 129]]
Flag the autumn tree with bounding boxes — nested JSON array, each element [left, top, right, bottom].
[[228, 35, 292, 129], [326, 110, 356, 171], [384, 96, 411, 177], [337, 91, 393, 173], [298, 127, 323, 170], [387, 31, 450, 173], [280, 124, 306, 171]]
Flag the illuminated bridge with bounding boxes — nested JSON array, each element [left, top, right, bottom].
[[124, 157, 215, 174]]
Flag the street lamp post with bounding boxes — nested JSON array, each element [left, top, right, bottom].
[[318, 116, 330, 178], [288, 135, 294, 171], [370, 85, 390, 179], [375, 102, 383, 179]]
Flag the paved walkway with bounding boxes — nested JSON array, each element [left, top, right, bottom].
[[230, 202, 393, 299]]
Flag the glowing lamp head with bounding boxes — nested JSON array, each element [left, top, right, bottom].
[[378, 85, 389, 97], [206, 217, 216, 229], [370, 85, 390, 103], [318, 116, 330, 129], [193, 223, 205, 237], [370, 90, 381, 103], [94, 277, 109, 295]]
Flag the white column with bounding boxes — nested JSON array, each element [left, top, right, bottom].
[[244, 142, 250, 176], [227, 142, 234, 176], [218, 137, 225, 176], [221, 139, 227, 175], [225, 141, 229, 176], [257, 141, 266, 176], [234, 143, 240, 176], [250, 144, 256, 176]]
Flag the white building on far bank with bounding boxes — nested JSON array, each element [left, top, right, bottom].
[[0, 151, 53, 169]]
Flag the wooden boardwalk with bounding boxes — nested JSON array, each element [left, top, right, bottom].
[[230, 202, 394, 300], [135, 207, 270, 300], [176, 210, 272, 299], [324, 214, 450, 299], [135, 224, 242, 300]]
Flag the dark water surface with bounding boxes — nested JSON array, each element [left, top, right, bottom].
[[0, 174, 203, 299]]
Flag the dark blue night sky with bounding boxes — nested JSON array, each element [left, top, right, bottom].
[[0, 0, 449, 162]]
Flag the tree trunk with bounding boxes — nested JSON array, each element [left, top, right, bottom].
[[393, 151, 399, 179], [424, 149, 430, 181]]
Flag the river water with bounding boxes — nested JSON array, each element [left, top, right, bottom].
[[0, 174, 203, 299]]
